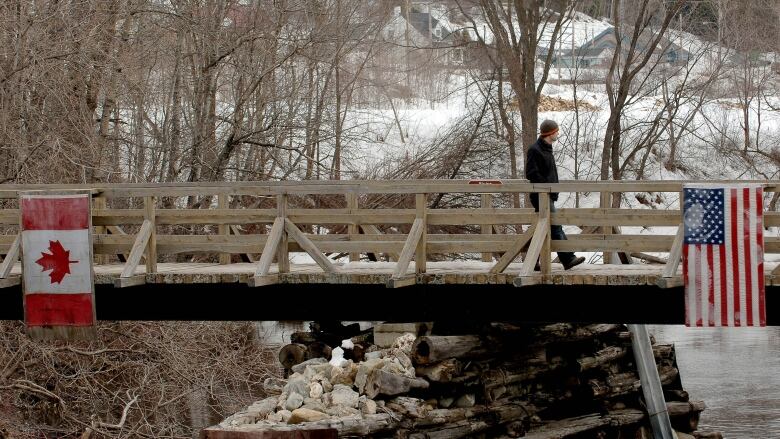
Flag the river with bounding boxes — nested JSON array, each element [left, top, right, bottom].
[[257, 322, 780, 438], [649, 325, 780, 438]]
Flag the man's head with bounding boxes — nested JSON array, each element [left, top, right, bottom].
[[540, 119, 559, 143]]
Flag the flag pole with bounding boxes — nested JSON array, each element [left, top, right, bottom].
[[628, 324, 674, 439]]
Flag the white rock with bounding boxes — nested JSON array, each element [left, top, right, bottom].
[[391, 333, 416, 354], [284, 392, 304, 411], [278, 409, 293, 423], [359, 397, 377, 415], [309, 382, 324, 399], [330, 384, 360, 408], [284, 376, 310, 398], [329, 347, 348, 368], [292, 358, 327, 375]]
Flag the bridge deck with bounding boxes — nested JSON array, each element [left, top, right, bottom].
[[4, 261, 779, 288]]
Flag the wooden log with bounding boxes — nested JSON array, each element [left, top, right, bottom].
[[407, 419, 490, 439], [278, 343, 307, 370], [305, 341, 332, 361], [411, 336, 488, 365], [364, 369, 430, 399], [577, 346, 627, 371], [415, 359, 462, 382], [523, 410, 645, 439]]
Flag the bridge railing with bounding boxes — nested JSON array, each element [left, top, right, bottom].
[[0, 180, 777, 287]]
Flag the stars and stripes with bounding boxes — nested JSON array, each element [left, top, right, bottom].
[[683, 185, 765, 327]]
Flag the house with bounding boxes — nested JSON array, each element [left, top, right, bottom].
[[542, 27, 690, 69]]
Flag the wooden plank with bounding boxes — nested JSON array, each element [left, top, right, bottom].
[[481, 193, 493, 262], [347, 192, 359, 262], [218, 193, 231, 264], [0, 276, 20, 289], [514, 275, 542, 287], [284, 219, 338, 273], [551, 236, 675, 252], [656, 276, 684, 289], [427, 211, 536, 225], [0, 235, 20, 279], [144, 196, 157, 273], [120, 220, 153, 278], [386, 274, 416, 288], [277, 195, 289, 273], [772, 265, 780, 276], [490, 223, 536, 274], [0, 179, 776, 200], [416, 194, 427, 273], [255, 218, 284, 277], [520, 218, 550, 276], [539, 193, 552, 275], [248, 274, 279, 287], [360, 224, 400, 261], [0, 209, 19, 225], [520, 218, 549, 276], [663, 225, 684, 278], [392, 218, 424, 278], [230, 225, 256, 262], [114, 275, 146, 288]]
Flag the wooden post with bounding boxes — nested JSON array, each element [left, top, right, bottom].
[[628, 324, 675, 439], [539, 192, 551, 275], [347, 192, 359, 263], [481, 193, 493, 262], [600, 191, 616, 264], [415, 193, 427, 273], [93, 196, 108, 265], [277, 194, 289, 273], [144, 196, 157, 273], [218, 193, 231, 265]]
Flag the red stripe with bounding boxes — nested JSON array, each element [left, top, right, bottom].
[[21, 196, 89, 231], [719, 245, 728, 326], [25, 293, 94, 326], [756, 188, 766, 326], [695, 245, 703, 326], [707, 244, 715, 326], [683, 245, 690, 327], [730, 188, 740, 326], [743, 188, 752, 325]]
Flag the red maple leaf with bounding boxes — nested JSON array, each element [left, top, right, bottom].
[[35, 240, 78, 284]]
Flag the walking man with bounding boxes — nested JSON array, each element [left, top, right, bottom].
[[525, 119, 585, 270]]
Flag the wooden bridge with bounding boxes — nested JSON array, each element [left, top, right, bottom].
[[0, 180, 778, 323]]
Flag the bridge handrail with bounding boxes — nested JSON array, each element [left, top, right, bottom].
[[0, 179, 778, 198], [0, 180, 777, 286]]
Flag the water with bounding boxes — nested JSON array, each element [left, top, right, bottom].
[[649, 325, 780, 438], [257, 322, 780, 438]]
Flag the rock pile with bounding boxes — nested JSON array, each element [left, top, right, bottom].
[[205, 322, 723, 439]]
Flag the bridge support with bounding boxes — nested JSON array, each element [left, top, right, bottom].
[[628, 324, 674, 439]]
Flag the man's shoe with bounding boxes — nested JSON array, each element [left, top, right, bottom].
[[562, 256, 586, 270]]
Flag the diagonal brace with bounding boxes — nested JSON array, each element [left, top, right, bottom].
[[490, 223, 537, 274], [254, 217, 284, 277], [662, 224, 684, 278], [0, 234, 20, 279], [120, 220, 153, 279], [392, 218, 424, 279], [285, 218, 338, 273], [519, 218, 549, 276]]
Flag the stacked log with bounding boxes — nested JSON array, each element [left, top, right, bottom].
[[205, 322, 722, 439]]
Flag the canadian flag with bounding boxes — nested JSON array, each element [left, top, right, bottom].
[[21, 194, 95, 327]]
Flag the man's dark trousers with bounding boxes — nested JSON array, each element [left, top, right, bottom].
[[530, 198, 576, 264]]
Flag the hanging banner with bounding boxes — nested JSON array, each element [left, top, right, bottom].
[[20, 192, 95, 338], [683, 185, 765, 327]]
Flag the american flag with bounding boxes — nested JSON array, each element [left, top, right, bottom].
[[683, 185, 765, 327]]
